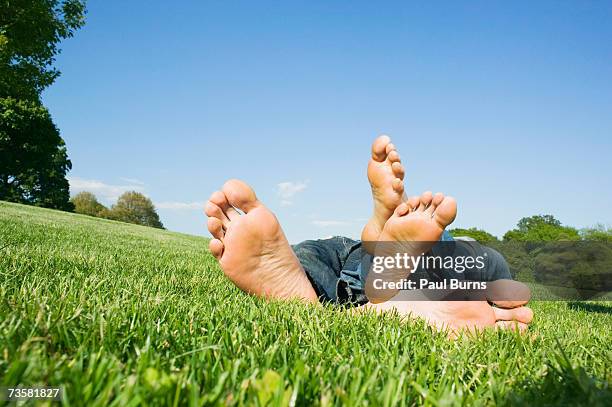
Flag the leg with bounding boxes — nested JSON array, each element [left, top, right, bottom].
[[292, 237, 367, 304]]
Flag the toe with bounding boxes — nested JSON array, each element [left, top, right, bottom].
[[418, 191, 433, 211], [371, 135, 391, 162], [209, 238, 224, 259], [394, 202, 410, 216], [432, 192, 444, 207], [205, 201, 230, 228], [406, 196, 420, 211], [515, 307, 534, 324], [392, 178, 404, 194], [222, 179, 261, 213], [207, 217, 224, 240], [385, 143, 396, 155], [387, 150, 400, 163], [425, 192, 444, 215], [493, 306, 534, 324], [432, 196, 457, 228], [209, 190, 229, 208], [391, 162, 405, 179], [209, 190, 240, 220]]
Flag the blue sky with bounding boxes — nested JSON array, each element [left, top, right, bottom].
[[44, 1, 612, 243]]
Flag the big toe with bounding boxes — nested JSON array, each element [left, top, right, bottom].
[[371, 135, 392, 162], [433, 196, 457, 228], [222, 179, 260, 213]]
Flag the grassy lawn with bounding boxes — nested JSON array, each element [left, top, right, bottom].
[[0, 201, 610, 406]]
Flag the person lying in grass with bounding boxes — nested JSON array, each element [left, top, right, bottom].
[[204, 135, 533, 335]]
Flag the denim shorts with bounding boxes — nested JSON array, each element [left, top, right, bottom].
[[291, 234, 511, 305]]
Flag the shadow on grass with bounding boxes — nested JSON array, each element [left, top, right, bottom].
[[567, 302, 612, 314], [500, 342, 611, 406]]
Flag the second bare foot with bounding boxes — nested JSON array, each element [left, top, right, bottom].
[[361, 135, 407, 242]]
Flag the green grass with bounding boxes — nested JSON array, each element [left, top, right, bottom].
[[0, 201, 610, 406]]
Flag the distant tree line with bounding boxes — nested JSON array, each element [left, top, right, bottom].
[[71, 191, 164, 229], [450, 216, 612, 297], [449, 214, 612, 243]]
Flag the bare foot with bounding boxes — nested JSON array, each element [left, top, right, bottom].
[[365, 191, 457, 302], [362, 188, 533, 335], [205, 179, 318, 303], [361, 296, 534, 337], [361, 135, 407, 242]]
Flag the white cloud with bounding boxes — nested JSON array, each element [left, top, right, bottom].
[[312, 220, 351, 228], [156, 201, 204, 210], [68, 176, 145, 203], [119, 177, 145, 185], [277, 180, 308, 206]]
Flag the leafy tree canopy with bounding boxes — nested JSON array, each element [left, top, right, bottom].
[[1, 0, 86, 101], [503, 215, 580, 242], [104, 191, 164, 229], [0, 1, 85, 210], [449, 227, 498, 243], [580, 224, 612, 242], [0, 97, 72, 210], [71, 191, 105, 217]]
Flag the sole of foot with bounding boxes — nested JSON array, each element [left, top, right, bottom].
[[361, 135, 407, 242], [205, 179, 318, 303], [365, 191, 457, 302]]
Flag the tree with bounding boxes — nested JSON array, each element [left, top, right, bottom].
[[503, 215, 580, 242], [104, 191, 164, 229], [0, 98, 73, 210], [533, 241, 612, 299], [1, 0, 87, 101], [580, 224, 612, 242], [0, 1, 86, 210], [449, 227, 498, 242], [71, 191, 105, 217]]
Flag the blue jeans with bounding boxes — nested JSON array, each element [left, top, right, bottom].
[[291, 232, 511, 304]]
